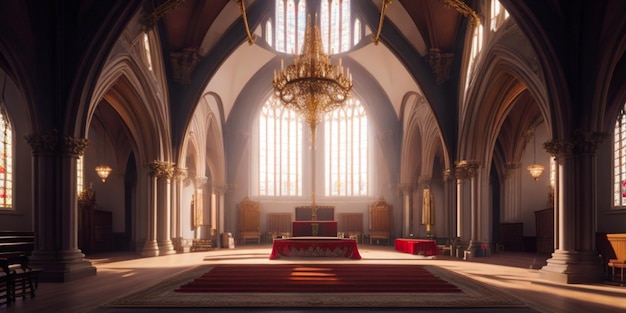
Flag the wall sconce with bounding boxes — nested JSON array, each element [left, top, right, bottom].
[[527, 129, 544, 181]]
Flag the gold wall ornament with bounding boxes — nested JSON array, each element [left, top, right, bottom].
[[373, 0, 393, 45]]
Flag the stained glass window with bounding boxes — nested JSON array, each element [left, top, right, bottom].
[[0, 104, 12, 209], [614, 105, 626, 207]]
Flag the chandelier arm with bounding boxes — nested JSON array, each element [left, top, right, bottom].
[[373, 0, 393, 45], [442, 0, 481, 27], [236, 0, 256, 45]]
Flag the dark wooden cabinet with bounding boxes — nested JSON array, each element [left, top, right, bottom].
[[535, 208, 554, 254], [499, 223, 524, 251]]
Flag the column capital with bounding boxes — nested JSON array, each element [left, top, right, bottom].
[[213, 183, 229, 194], [442, 168, 453, 182], [194, 176, 208, 188], [455, 160, 480, 179], [25, 129, 89, 157], [418, 176, 431, 187], [397, 183, 414, 194], [504, 162, 521, 178], [147, 160, 175, 179], [544, 130, 607, 157], [173, 167, 188, 181]]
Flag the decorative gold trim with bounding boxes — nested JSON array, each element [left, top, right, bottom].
[[235, 0, 256, 45], [139, 0, 187, 33], [373, 0, 393, 45], [442, 0, 480, 27]]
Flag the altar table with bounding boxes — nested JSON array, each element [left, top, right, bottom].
[[394, 239, 437, 256], [269, 237, 361, 259], [292, 220, 337, 237]]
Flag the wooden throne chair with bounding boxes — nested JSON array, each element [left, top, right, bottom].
[[369, 197, 391, 245], [237, 197, 261, 244]]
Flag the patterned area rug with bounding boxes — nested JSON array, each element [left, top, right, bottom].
[[104, 264, 528, 308]]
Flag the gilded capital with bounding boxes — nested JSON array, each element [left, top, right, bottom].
[[25, 129, 89, 157], [173, 167, 188, 181], [194, 176, 208, 188], [147, 160, 175, 179], [455, 160, 480, 179], [397, 183, 414, 194], [573, 129, 607, 154], [442, 168, 453, 182]]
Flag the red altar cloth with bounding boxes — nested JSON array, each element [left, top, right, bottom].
[[292, 220, 338, 237], [394, 239, 437, 256], [269, 237, 361, 259]]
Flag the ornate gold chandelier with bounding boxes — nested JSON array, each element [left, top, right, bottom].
[[272, 16, 352, 128], [272, 15, 352, 222]]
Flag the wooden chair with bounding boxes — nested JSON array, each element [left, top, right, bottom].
[[237, 197, 261, 245], [267, 213, 293, 240], [369, 197, 392, 245], [338, 213, 363, 242]]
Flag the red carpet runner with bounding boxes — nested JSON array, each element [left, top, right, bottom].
[[175, 264, 461, 293]]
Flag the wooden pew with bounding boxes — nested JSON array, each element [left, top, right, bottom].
[[0, 231, 41, 305]]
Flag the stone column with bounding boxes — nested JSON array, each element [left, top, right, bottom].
[[149, 160, 176, 255], [442, 169, 454, 241], [398, 183, 413, 238], [418, 176, 433, 237], [171, 167, 187, 253], [25, 130, 96, 281], [540, 131, 606, 283], [193, 176, 208, 239], [456, 160, 482, 258], [141, 161, 159, 257], [213, 184, 228, 248], [502, 162, 522, 222]]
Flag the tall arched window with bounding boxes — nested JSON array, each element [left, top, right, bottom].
[[258, 95, 303, 196], [324, 98, 368, 197], [269, 0, 359, 54], [490, 0, 510, 32], [0, 104, 12, 209], [464, 23, 484, 94], [614, 105, 626, 207]]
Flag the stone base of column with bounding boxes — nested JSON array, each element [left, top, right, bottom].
[[464, 240, 489, 259], [158, 240, 176, 256], [29, 249, 96, 282], [540, 250, 604, 284], [141, 239, 159, 257]]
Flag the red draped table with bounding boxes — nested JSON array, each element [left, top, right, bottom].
[[394, 239, 437, 256], [269, 237, 361, 259]]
